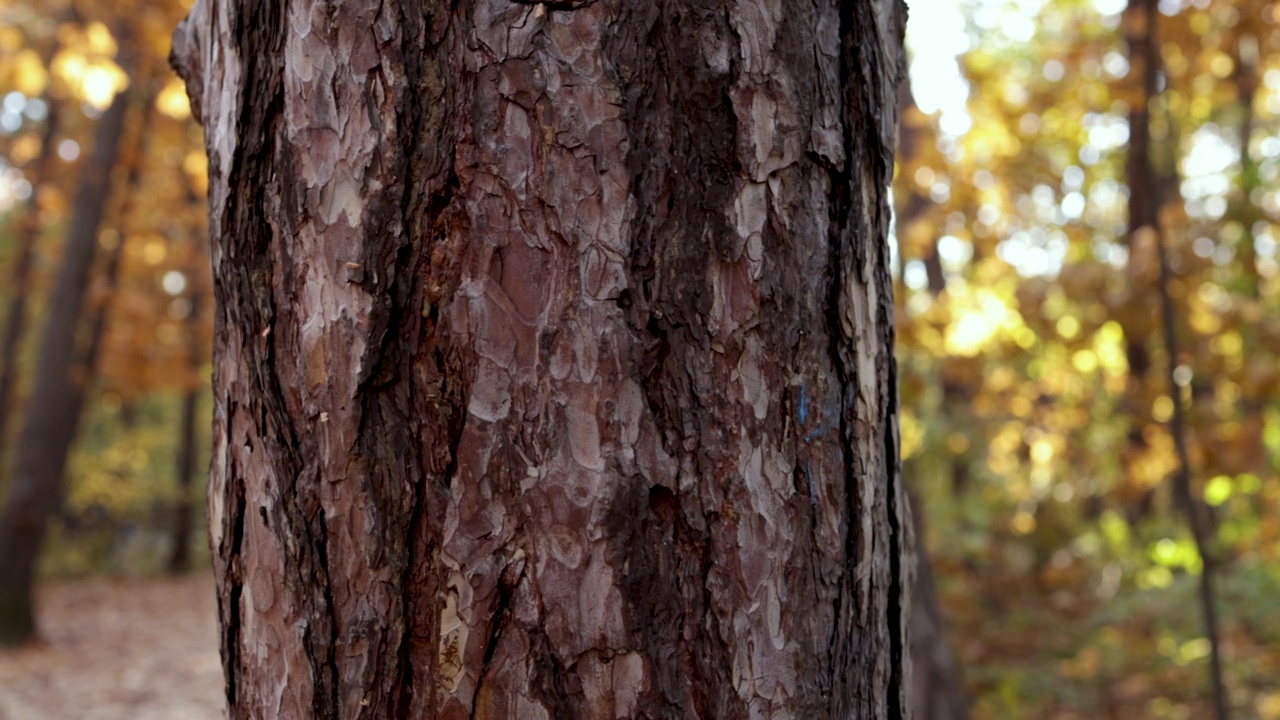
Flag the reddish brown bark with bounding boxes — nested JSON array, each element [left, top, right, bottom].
[[173, 1, 911, 716]]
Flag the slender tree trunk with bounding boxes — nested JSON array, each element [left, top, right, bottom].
[[73, 85, 156, 413], [1125, 2, 1229, 716], [894, 81, 945, 296], [908, 494, 967, 720], [1230, 31, 1260, 299], [0, 90, 130, 645], [0, 62, 62, 481], [168, 289, 203, 573], [169, 173, 211, 574], [1117, 0, 1160, 492], [893, 78, 968, 720], [173, 1, 911, 717]]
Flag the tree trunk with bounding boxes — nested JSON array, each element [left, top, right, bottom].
[[169, 172, 211, 574], [892, 78, 967, 720], [907, 495, 967, 720], [0, 90, 130, 645], [72, 83, 156, 415], [172, 1, 910, 717], [168, 288, 203, 573], [0, 44, 63, 483], [1118, 0, 1160, 487], [893, 81, 944, 296], [1124, 3, 1228, 716]]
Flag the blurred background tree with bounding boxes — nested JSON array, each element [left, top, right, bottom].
[[0, 0, 210, 642], [898, 0, 1280, 717], [0, 0, 1276, 716]]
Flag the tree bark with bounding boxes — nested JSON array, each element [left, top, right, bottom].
[[173, 1, 910, 717], [0, 90, 130, 645]]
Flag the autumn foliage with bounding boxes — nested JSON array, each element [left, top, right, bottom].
[[897, 0, 1280, 717]]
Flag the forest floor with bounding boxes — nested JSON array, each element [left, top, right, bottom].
[[0, 573, 224, 720]]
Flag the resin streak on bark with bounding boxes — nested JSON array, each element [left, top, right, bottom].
[[174, 0, 908, 717]]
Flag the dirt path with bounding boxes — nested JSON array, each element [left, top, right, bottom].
[[0, 574, 224, 720]]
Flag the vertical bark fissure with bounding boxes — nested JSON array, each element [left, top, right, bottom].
[[311, 515, 342, 718], [882, 240, 907, 720], [875, 15, 910, 716], [216, 1, 321, 711], [388, 4, 465, 714], [390, 34, 435, 707], [223, 474, 247, 704], [469, 566, 515, 719], [606, 3, 746, 716], [829, 1, 907, 714], [826, 1, 862, 707]]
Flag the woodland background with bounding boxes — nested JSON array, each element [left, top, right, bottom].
[[0, 0, 1277, 718]]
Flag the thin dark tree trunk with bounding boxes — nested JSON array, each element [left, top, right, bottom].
[[168, 288, 203, 573], [895, 81, 945, 296], [908, 493, 968, 720], [894, 77, 969, 720], [0, 90, 130, 645], [1155, 193, 1230, 720], [1117, 0, 1160, 496], [72, 85, 156, 411], [1129, 1, 1229, 716], [1230, 30, 1260, 299], [0, 58, 62, 481], [174, 0, 912, 717], [1225, 29, 1266, 485], [168, 169, 210, 574]]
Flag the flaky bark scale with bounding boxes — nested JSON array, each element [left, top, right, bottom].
[[173, 1, 910, 717]]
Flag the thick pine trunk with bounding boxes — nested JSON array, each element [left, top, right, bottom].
[[173, 1, 909, 717], [0, 91, 130, 645]]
